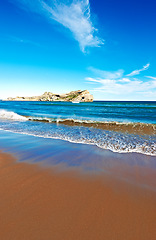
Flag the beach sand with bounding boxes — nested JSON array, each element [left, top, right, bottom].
[[0, 150, 156, 240]]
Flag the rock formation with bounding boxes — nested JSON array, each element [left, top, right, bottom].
[[7, 90, 93, 102]]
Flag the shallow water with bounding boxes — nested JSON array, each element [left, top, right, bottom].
[[0, 101, 155, 155], [0, 130, 156, 191], [0, 100, 156, 123]]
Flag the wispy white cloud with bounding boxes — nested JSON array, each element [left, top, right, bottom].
[[126, 63, 150, 76], [88, 67, 124, 79], [146, 76, 156, 80], [118, 78, 131, 83], [2, 35, 42, 47], [86, 65, 156, 99], [13, 0, 104, 52]]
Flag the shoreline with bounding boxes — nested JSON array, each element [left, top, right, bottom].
[[0, 127, 155, 156], [0, 149, 156, 240], [0, 130, 156, 183]]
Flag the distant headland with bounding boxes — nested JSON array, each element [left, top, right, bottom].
[[7, 90, 93, 102]]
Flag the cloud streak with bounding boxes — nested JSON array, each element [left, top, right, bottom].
[[126, 63, 150, 76], [13, 0, 104, 52], [88, 67, 124, 79], [146, 76, 156, 80], [2, 35, 42, 47]]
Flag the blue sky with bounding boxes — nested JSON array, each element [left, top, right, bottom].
[[0, 0, 156, 100]]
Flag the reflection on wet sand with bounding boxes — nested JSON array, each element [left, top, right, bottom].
[[0, 131, 156, 240], [0, 151, 156, 240]]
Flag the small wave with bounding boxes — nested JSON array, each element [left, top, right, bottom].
[[0, 114, 155, 155], [28, 117, 156, 135], [0, 110, 28, 121], [0, 126, 155, 156]]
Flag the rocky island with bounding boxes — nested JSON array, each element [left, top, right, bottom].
[[7, 90, 93, 102]]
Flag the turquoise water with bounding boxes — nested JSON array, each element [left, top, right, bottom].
[[0, 101, 156, 123], [0, 101, 155, 155]]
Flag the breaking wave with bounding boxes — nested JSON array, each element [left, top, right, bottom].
[[0, 110, 155, 156], [0, 110, 28, 121], [0, 119, 155, 156], [28, 116, 156, 135]]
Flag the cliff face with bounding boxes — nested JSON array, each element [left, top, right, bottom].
[[7, 90, 93, 102]]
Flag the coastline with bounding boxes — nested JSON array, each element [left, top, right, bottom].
[[0, 131, 156, 240]]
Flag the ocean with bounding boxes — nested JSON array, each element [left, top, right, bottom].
[[0, 101, 155, 156]]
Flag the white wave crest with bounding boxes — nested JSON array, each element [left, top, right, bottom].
[[0, 110, 28, 121]]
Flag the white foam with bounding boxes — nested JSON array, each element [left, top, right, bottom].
[[0, 116, 155, 156], [0, 110, 28, 121], [0, 128, 155, 156]]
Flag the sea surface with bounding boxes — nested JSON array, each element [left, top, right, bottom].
[[0, 101, 155, 155]]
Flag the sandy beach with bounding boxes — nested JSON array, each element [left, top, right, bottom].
[[0, 145, 156, 240], [1, 0, 156, 238]]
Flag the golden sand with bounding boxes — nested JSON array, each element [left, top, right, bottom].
[[0, 152, 156, 240]]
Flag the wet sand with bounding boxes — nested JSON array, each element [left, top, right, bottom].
[[0, 151, 156, 240]]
